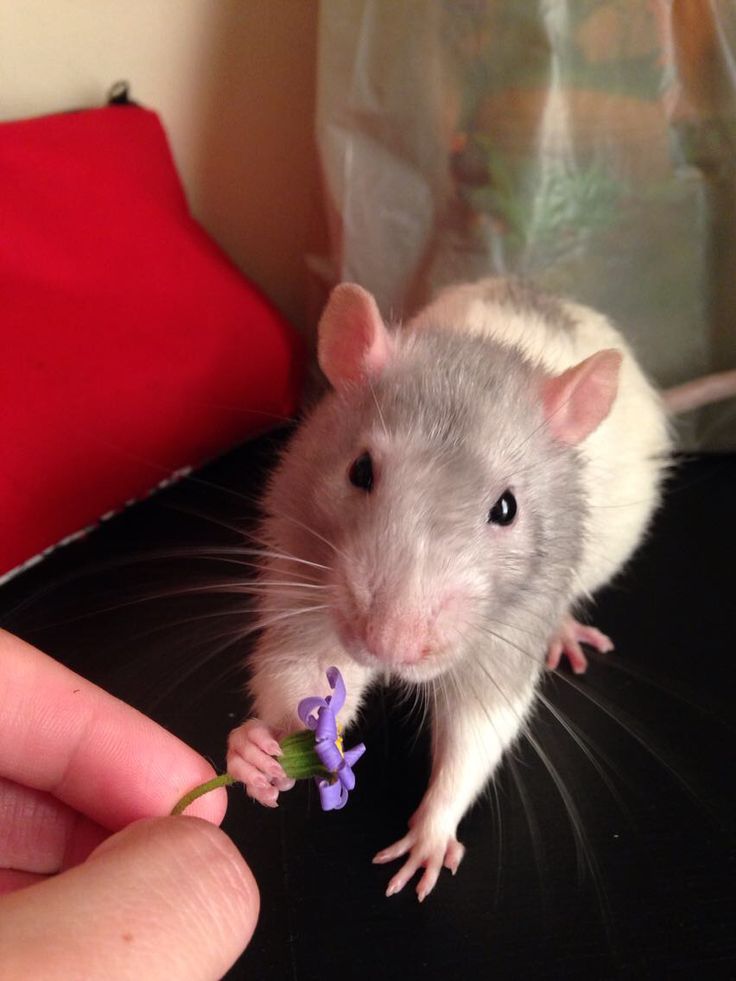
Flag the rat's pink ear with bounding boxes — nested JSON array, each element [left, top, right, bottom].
[[317, 283, 393, 390], [542, 349, 622, 445]]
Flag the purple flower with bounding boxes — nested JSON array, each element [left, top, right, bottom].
[[297, 666, 366, 811]]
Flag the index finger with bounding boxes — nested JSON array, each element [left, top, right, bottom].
[[0, 629, 227, 830]]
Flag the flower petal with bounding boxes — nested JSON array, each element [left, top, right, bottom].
[[317, 777, 349, 811], [314, 705, 337, 744], [325, 666, 346, 715], [315, 738, 343, 772], [342, 742, 366, 768], [337, 762, 356, 791], [297, 696, 327, 729]]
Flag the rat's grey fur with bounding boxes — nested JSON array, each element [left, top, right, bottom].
[[232, 277, 672, 900]]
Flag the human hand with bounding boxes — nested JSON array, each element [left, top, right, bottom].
[[0, 629, 258, 979]]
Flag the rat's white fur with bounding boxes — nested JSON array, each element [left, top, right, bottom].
[[230, 278, 672, 900]]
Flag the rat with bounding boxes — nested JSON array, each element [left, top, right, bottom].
[[226, 277, 736, 901]]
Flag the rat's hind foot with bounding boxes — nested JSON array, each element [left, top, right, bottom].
[[546, 614, 614, 674], [373, 821, 465, 902], [227, 719, 295, 808]]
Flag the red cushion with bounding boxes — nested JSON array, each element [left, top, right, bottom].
[[1, 102, 303, 582]]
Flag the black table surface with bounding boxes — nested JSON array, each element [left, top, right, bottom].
[[1, 433, 734, 980]]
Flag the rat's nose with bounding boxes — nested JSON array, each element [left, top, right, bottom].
[[364, 611, 432, 665]]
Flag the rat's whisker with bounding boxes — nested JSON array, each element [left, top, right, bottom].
[[266, 508, 349, 563], [550, 671, 715, 818], [585, 651, 733, 732], [463, 643, 614, 938], [147, 602, 332, 705], [474, 622, 544, 667], [30, 579, 327, 633], [505, 753, 546, 901], [536, 690, 632, 822], [255, 604, 332, 630], [368, 376, 389, 438]]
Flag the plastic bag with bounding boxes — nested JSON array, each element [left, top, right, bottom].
[[314, 0, 736, 449]]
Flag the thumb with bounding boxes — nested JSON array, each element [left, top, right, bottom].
[[0, 817, 259, 981]]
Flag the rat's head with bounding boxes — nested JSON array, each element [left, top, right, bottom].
[[268, 284, 621, 683]]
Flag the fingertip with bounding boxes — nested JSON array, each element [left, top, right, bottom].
[[104, 817, 261, 959], [0, 816, 259, 980], [165, 817, 260, 928]]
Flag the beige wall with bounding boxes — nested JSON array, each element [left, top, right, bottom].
[[0, 0, 325, 332]]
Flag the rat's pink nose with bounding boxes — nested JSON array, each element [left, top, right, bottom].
[[364, 612, 432, 665]]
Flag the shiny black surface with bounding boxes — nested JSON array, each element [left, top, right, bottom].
[[2, 436, 734, 980]]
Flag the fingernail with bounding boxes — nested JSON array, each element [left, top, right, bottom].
[[267, 740, 282, 756]]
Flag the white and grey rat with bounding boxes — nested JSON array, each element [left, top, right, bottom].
[[227, 277, 736, 901]]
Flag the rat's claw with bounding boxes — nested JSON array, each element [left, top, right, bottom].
[[374, 827, 465, 900], [442, 838, 466, 875], [234, 718, 283, 757], [414, 838, 465, 901], [547, 615, 614, 674], [385, 854, 422, 898], [373, 835, 412, 865], [576, 624, 614, 653], [231, 761, 280, 807], [416, 865, 442, 902], [227, 718, 291, 807]]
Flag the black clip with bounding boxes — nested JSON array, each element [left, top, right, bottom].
[[107, 81, 135, 106]]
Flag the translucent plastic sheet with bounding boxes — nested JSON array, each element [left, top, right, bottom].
[[314, 0, 736, 449]]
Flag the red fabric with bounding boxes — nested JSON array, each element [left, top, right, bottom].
[[1, 104, 303, 580]]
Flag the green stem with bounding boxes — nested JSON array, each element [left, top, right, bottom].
[[171, 773, 237, 816]]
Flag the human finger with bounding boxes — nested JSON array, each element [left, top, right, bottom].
[[0, 629, 225, 829], [0, 777, 108, 893], [0, 817, 259, 980]]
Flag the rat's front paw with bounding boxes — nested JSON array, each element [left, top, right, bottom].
[[373, 817, 465, 901], [227, 719, 296, 808]]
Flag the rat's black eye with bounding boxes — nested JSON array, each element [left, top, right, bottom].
[[488, 490, 517, 526], [348, 452, 374, 492]]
